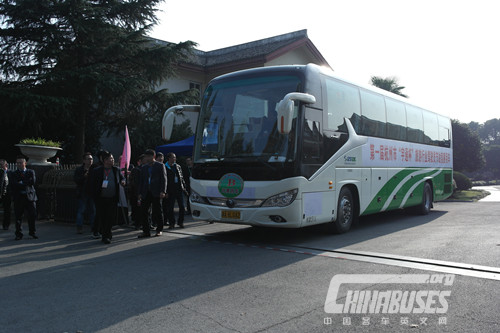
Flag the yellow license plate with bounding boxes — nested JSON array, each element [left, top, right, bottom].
[[221, 210, 241, 219]]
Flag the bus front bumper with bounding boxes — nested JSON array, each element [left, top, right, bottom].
[[190, 200, 304, 228]]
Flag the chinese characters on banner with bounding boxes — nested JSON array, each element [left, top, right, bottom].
[[363, 138, 452, 168]]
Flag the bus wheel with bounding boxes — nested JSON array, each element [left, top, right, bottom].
[[328, 187, 356, 234], [416, 182, 433, 215]]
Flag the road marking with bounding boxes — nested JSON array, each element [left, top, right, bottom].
[[167, 230, 500, 281]]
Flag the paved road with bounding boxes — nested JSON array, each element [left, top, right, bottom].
[[473, 185, 500, 202], [1, 201, 499, 332]]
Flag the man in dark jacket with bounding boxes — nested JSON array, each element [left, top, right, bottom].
[[137, 149, 167, 238], [0, 159, 11, 230], [165, 152, 187, 229], [73, 152, 96, 235], [10, 156, 38, 240], [89, 152, 125, 244]]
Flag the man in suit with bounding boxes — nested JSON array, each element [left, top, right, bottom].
[[0, 159, 12, 230], [137, 149, 167, 238], [89, 152, 125, 244], [10, 156, 38, 240], [165, 152, 187, 229]]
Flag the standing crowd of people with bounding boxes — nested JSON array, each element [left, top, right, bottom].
[[0, 149, 192, 245]]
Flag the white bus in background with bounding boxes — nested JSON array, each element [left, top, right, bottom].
[[162, 64, 453, 233]]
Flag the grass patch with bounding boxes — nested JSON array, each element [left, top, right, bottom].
[[448, 189, 490, 202]]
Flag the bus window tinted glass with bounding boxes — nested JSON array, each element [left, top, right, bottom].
[[197, 75, 302, 161], [438, 115, 451, 147], [406, 105, 424, 143], [325, 78, 361, 133], [422, 110, 439, 145], [359, 90, 386, 138], [302, 119, 322, 163], [385, 98, 407, 141]]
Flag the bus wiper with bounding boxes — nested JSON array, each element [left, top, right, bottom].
[[220, 155, 277, 172], [221, 154, 253, 160], [202, 151, 223, 161], [255, 156, 278, 173]]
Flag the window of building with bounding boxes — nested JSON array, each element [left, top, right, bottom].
[[190, 82, 202, 97]]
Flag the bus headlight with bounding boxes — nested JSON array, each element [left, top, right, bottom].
[[190, 190, 205, 204], [261, 189, 298, 207]]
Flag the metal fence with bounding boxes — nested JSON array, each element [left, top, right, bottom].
[[6, 163, 78, 171], [39, 167, 79, 222]]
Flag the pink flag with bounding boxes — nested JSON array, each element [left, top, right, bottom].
[[120, 125, 131, 172]]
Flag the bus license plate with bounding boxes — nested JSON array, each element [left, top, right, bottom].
[[221, 210, 241, 219]]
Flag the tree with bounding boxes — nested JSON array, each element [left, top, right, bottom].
[[479, 118, 500, 145], [483, 145, 500, 179], [451, 120, 485, 173], [370, 76, 408, 97], [0, 0, 197, 162]]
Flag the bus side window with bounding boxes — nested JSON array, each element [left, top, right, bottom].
[[422, 110, 439, 146], [386, 98, 407, 141], [359, 90, 386, 138], [325, 78, 361, 133], [302, 119, 322, 163], [437, 115, 451, 148], [406, 105, 424, 143]]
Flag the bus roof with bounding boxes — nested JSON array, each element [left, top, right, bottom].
[[209, 64, 447, 121]]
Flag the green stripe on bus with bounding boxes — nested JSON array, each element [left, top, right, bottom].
[[362, 168, 451, 215]]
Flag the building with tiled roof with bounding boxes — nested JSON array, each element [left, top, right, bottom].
[[102, 30, 331, 153], [160, 29, 331, 98]]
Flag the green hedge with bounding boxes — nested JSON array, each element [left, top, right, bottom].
[[454, 171, 472, 191]]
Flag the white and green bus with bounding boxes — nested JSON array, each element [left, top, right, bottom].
[[163, 64, 453, 233]]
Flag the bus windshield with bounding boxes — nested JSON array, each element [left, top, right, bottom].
[[194, 75, 303, 163]]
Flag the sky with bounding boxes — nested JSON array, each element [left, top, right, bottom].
[[149, 0, 500, 124]]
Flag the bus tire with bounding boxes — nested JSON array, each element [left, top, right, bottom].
[[328, 187, 356, 234], [416, 182, 433, 215]]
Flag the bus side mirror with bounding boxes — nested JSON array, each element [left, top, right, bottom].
[[276, 93, 316, 134], [162, 105, 200, 140]]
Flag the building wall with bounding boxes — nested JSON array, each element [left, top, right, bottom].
[[265, 47, 317, 67], [158, 68, 205, 95]]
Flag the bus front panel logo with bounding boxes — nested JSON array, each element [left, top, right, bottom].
[[218, 173, 244, 198]]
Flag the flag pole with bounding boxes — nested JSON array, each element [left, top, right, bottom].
[[119, 125, 131, 226]]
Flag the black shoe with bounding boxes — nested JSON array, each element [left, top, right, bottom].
[[92, 232, 100, 239], [178, 224, 184, 229], [138, 233, 151, 238], [168, 226, 174, 230], [102, 238, 111, 244], [154, 231, 162, 236], [29, 234, 39, 239], [15, 235, 22, 241]]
